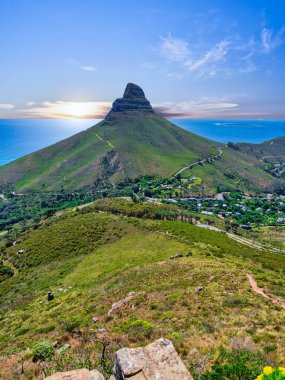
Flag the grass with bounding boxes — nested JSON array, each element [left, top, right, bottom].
[[0, 200, 284, 379]]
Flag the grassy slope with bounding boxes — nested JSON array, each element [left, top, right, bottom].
[[0, 201, 285, 378], [0, 113, 217, 191], [189, 149, 279, 193], [1, 112, 282, 193], [237, 137, 285, 159]]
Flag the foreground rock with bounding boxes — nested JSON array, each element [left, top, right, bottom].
[[45, 368, 104, 380], [113, 338, 193, 379], [44, 339, 193, 380]]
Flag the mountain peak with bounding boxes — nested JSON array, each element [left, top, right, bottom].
[[108, 83, 154, 114], [123, 83, 146, 99]]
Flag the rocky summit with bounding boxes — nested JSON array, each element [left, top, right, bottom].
[[109, 83, 154, 113]]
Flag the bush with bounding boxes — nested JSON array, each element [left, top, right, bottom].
[[62, 316, 81, 333], [32, 340, 55, 361], [0, 263, 13, 282], [223, 295, 248, 308], [197, 362, 260, 380], [122, 319, 154, 339], [255, 367, 285, 379]]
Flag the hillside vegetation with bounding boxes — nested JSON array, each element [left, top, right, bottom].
[[0, 199, 284, 379]]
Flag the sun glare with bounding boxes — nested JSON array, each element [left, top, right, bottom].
[[65, 102, 95, 118]]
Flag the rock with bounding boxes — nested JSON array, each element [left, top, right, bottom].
[[93, 317, 99, 323], [56, 288, 63, 293], [97, 327, 107, 333], [209, 275, 215, 281], [107, 83, 154, 115], [175, 253, 183, 258], [113, 338, 193, 379], [186, 251, 192, 257], [108, 376, 115, 380], [45, 369, 104, 380], [108, 291, 146, 318], [17, 249, 25, 254], [57, 343, 70, 353], [47, 291, 54, 301], [170, 256, 175, 260], [195, 286, 203, 295]]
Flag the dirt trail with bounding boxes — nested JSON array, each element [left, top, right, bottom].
[[247, 273, 285, 309], [88, 130, 115, 148]]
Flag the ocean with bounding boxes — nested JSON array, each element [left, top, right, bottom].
[[0, 118, 284, 166]]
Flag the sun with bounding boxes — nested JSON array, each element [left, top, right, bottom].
[[65, 102, 94, 118]]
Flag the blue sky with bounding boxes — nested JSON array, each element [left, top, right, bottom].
[[0, 0, 285, 119]]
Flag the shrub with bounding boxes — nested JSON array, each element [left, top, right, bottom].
[[0, 263, 13, 282], [197, 362, 260, 380], [62, 316, 81, 333], [255, 367, 285, 379], [263, 344, 277, 353], [223, 295, 248, 308], [16, 327, 30, 336], [36, 325, 56, 334], [32, 340, 55, 361], [122, 319, 154, 339]]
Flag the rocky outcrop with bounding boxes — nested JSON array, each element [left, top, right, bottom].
[[44, 339, 193, 380], [108, 83, 154, 114], [45, 368, 104, 379], [113, 338, 193, 379]]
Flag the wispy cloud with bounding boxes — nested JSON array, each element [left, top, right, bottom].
[[261, 27, 285, 53], [0, 103, 14, 110], [159, 22, 285, 78], [18, 101, 111, 118], [154, 97, 239, 118], [185, 40, 231, 73], [80, 65, 98, 71], [66, 58, 98, 72], [160, 34, 190, 62], [159, 34, 231, 77]]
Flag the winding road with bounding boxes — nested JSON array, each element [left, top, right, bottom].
[[170, 146, 224, 178]]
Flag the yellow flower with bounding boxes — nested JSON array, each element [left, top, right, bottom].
[[263, 366, 273, 375], [255, 375, 263, 380], [279, 366, 285, 373]]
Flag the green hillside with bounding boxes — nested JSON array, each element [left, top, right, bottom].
[[0, 113, 217, 192], [0, 199, 284, 379], [237, 137, 285, 159], [0, 84, 284, 193]]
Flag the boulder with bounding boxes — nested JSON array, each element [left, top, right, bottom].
[[45, 368, 104, 380], [113, 338, 193, 379], [108, 291, 145, 318], [47, 290, 54, 301], [175, 253, 183, 258], [195, 286, 203, 295]]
